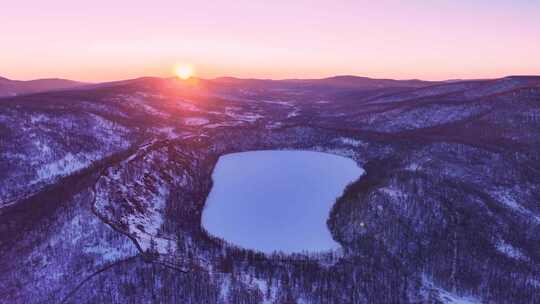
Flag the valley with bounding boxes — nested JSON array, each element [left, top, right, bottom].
[[0, 75, 539, 303]]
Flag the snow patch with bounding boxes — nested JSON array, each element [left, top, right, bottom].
[[225, 107, 263, 122], [379, 187, 405, 199], [422, 275, 481, 304], [35, 153, 92, 181], [30, 114, 49, 123], [492, 189, 540, 223], [184, 117, 209, 126], [154, 127, 180, 139], [252, 277, 277, 304], [335, 137, 363, 147], [261, 99, 291, 106], [118, 94, 168, 117], [287, 108, 300, 118], [176, 100, 200, 112], [219, 276, 231, 301], [406, 162, 421, 171], [495, 239, 527, 260]]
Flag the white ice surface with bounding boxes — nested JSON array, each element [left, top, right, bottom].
[[202, 150, 363, 254]]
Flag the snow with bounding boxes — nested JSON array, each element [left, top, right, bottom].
[[0, 110, 133, 205], [219, 276, 232, 301], [437, 290, 481, 304], [218, 274, 277, 304], [311, 145, 358, 160], [492, 189, 540, 223], [406, 162, 421, 171], [82, 242, 136, 262], [34, 138, 52, 155], [204, 121, 246, 128], [365, 103, 482, 132], [46, 194, 138, 263], [95, 174, 176, 254], [251, 278, 277, 304], [422, 275, 481, 304], [335, 137, 363, 147], [184, 117, 209, 126], [287, 108, 300, 118], [21, 191, 139, 301], [176, 100, 200, 112], [495, 239, 527, 260], [93, 146, 188, 255], [154, 127, 180, 139], [79, 210, 139, 261], [239, 89, 257, 96], [367, 82, 473, 104], [202, 150, 364, 253], [119, 94, 168, 117], [35, 152, 93, 181], [266, 121, 283, 129], [464, 78, 523, 99], [204, 123, 228, 129], [494, 190, 522, 210], [225, 107, 263, 122], [379, 187, 405, 199], [261, 99, 292, 106], [31, 114, 130, 184], [87, 113, 131, 151], [30, 114, 49, 123], [240, 113, 263, 122]]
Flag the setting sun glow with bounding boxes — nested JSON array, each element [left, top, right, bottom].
[[174, 64, 194, 80]]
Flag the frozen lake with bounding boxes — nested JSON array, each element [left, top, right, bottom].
[[202, 150, 364, 254]]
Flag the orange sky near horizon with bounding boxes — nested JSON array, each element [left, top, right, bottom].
[[2, 0, 540, 82]]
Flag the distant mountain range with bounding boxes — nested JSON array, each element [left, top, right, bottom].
[[3, 74, 540, 99], [0, 76, 86, 97], [0, 74, 442, 100], [207, 75, 440, 92]]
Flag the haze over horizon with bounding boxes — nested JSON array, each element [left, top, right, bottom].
[[2, 0, 540, 82]]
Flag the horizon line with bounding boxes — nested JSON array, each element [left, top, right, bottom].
[[4, 73, 540, 85]]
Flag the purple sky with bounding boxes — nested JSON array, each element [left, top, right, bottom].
[[2, 0, 539, 81]]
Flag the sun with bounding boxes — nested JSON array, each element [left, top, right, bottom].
[[174, 64, 194, 80]]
